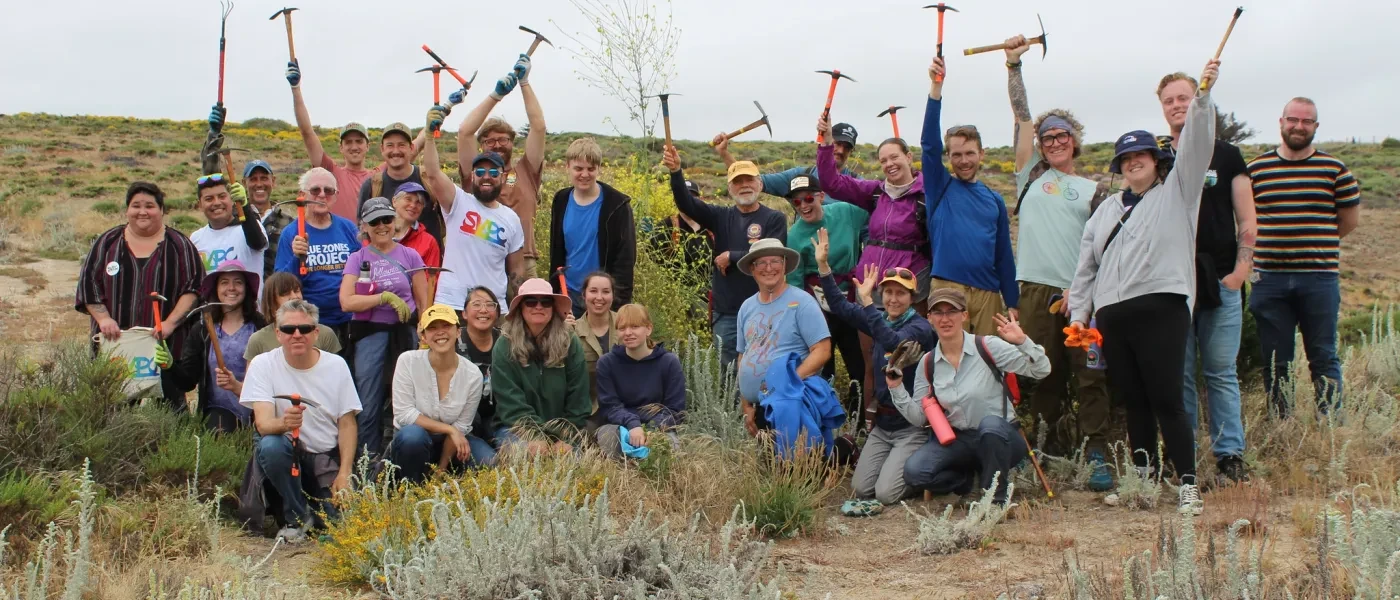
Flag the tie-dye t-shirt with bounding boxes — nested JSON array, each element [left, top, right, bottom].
[[434, 185, 525, 311], [735, 285, 831, 403]]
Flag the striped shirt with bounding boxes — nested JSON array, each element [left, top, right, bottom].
[[76, 225, 205, 356], [1247, 150, 1361, 272]]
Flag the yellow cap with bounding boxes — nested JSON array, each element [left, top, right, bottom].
[[418, 303, 460, 332], [727, 160, 760, 182]]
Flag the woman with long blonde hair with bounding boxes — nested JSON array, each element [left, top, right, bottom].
[[491, 278, 591, 454]]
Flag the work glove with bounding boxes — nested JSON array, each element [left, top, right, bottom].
[[285, 60, 301, 88], [883, 339, 924, 378], [229, 182, 248, 207], [447, 87, 467, 107], [208, 105, 227, 134], [426, 104, 450, 134], [513, 53, 532, 84], [489, 73, 518, 101], [154, 341, 174, 369], [379, 292, 411, 323]]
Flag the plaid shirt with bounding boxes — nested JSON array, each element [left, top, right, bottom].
[[76, 225, 204, 355]]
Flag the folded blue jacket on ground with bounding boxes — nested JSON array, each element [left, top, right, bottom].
[[758, 352, 846, 458]]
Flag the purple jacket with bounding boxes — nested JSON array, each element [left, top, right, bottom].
[[816, 145, 931, 277]]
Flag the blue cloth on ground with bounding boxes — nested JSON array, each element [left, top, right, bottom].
[[618, 425, 650, 459]]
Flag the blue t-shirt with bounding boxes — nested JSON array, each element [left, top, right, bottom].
[[562, 191, 603, 294], [736, 285, 831, 402], [274, 215, 360, 326]]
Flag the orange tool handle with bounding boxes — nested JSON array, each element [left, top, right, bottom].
[[817, 74, 839, 144], [152, 299, 163, 332], [935, 12, 947, 83], [890, 113, 901, 139], [422, 45, 469, 86], [555, 267, 569, 299], [432, 71, 442, 138], [296, 192, 308, 276]]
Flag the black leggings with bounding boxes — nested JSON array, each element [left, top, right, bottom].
[[820, 312, 866, 419], [1096, 293, 1196, 484]]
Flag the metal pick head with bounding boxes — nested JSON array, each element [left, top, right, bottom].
[[186, 302, 237, 319], [519, 25, 554, 47], [753, 101, 772, 137], [464, 70, 478, 88], [815, 70, 857, 82], [1036, 13, 1049, 58], [273, 393, 323, 409], [218, 146, 250, 155], [922, 3, 959, 11], [646, 92, 682, 100], [877, 105, 907, 117], [273, 198, 327, 208], [268, 6, 298, 20], [149, 292, 169, 302]]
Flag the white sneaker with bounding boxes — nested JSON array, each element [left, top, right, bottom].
[[276, 525, 308, 544], [1178, 483, 1203, 516]]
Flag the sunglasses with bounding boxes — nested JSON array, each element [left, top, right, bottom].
[[790, 194, 820, 206], [945, 124, 980, 136], [474, 168, 502, 178], [307, 186, 337, 197], [278, 324, 316, 335], [367, 216, 394, 226], [1040, 131, 1072, 146], [196, 173, 226, 185], [884, 267, 914, 279], [522, 297, 554, 309]]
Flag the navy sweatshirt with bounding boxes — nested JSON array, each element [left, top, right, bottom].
[[670, 170, 787, 315], [595, 343, 686, 430]]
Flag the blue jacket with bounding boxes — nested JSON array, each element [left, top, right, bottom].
[[758, 352, 846, 458], [818, 274, 934, 431], [596, 343, 686, 430], [920, 97, 1020, 309]]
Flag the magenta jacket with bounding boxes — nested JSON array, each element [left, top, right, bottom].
[[816, 145, 931, 277]]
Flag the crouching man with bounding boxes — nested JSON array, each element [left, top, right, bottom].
[[240, 299, 360, 543]]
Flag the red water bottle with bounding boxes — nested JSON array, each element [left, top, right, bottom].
[[921, 396, 956, 445]]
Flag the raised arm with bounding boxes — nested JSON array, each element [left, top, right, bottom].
[[816, 117, 881, 207], [663, 145, 721, 231], [921, 57, 953, 200], [1168, 61, 1219, 212], [1004, 36, 1035, 172], [520, 81, 546, 168], [287, 61, 328, 168], [422, 106, 459, 214], [454, 67, 520, 167], [986, 334, 1051, 379]]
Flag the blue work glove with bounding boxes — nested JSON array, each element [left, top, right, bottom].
[[208, 104, 227, 134], [489, 73, 518, 101], [513, 53, 532, 84], [447, 87, 467, 107], [618, 425, 650, 459], [285, 60, 301, 87], [426, 105, 450, 134]]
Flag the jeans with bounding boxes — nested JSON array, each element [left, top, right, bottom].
[[1248, 271, 1343, 415], [904, 415, 1027, 503], [853, 425, 929, 504], [712, 312, 739, 371], [354, 331, 391, 458], [255, 434, 337, 528], [1184, 280, 1246, 459], [386, 424, 496, 482]]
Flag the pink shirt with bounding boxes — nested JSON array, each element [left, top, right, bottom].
[[320, 154, 375, 223]]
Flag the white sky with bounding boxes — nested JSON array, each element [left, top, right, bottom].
[[2, 0, 1395, 146]]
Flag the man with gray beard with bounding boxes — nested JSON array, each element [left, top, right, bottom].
[[663, 146, 788, 368]]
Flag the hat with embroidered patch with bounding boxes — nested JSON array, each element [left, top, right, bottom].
[[418, 303, 460, 333], [1109, 129, 1170, 174]]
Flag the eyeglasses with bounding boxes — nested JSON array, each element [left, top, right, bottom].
[[929, 310, 963, 319], [1040, 132, 1072, 146], [752, 257, 785, 269], [790, 194, 820, 206], [196, 173, 226, 185], [884, 267, 914, 279], [474, 168, 502, 178], [1284, 117, 1318, 127], [367, 216, 393, 226], [467, 300, 498, 310], [307, 186, 337, 197], [522, 297, 554, 309], [277, 324, 316, 335]]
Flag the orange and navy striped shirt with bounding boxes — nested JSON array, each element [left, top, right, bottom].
[[1246, 150, 1360, 272]]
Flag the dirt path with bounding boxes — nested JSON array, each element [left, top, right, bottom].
[[0, 257, 89, 354]]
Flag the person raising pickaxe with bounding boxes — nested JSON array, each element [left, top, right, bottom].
[[877, 106, 907, 139], [272, 193, 326, 276]]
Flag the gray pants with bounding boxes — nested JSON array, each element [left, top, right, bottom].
[[852, 425, 929, 504]]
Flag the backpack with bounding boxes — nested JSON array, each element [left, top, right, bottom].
[[921, 335, 1021, 420]]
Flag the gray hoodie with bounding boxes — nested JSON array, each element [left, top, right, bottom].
[[1069, 92, 1216, 324]]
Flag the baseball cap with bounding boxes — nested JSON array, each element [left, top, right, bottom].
[[418, 303, 460, 333], [877, 267, 917, 292], [927, 287, 968, 311], [340, 122, 369, 140], [471, 152, 506, 169], [684, 179, 700, 198], [832, 123, 858, 146], [727, 160, 760, 182], [242, 160, 272, 179], [787, 175, 821, 196], [394, 181, 427, 197], [1109, 130, 1170, 174], [381, 122, 413, 142], [359, 196, 396, 223]]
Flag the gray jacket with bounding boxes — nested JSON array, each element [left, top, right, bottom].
[[1069, 92, 1216, 323]]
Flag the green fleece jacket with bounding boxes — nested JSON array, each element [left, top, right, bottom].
[[491, 334, 592, 440]]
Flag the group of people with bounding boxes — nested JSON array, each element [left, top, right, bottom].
[[75, 32, 1360, 533]]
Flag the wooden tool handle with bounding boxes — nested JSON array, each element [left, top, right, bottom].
[[527, 38, 543, 57], [223, 154, 245, 221], [662, 116, 673, 148], [283, 15, 296, 60], [964, 42, 1009, 55], [204, 312, 228, 371]]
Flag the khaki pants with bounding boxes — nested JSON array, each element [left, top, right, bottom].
[[1016, 281, 1114, 455], [930, 278, 1005, 336]]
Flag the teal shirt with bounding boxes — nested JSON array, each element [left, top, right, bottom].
[[1013, 151, 1099, 289], [787, 202, 870, 290]]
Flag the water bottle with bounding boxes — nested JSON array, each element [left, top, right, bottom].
[[355, 261, 375, 296], [921, 396, 956, 446], [1086, 317, 1106, 370]]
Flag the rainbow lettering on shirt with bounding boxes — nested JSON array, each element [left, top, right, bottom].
[[787, 301, 800, 308], [199, 247, 237, 271], [460, 210, 509, 247]]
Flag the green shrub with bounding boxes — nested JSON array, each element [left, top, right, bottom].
[[0, 460, 98, 598], [169, 214, 203, 234], [739, 444, 837, 539], [90, 201, 120, 215], [904, 473, 1015, 554], [0, 471, 76, 540], [1382, 137, 1400, 148], [239, 117, 296, 132], [143, 430, 251, 491]]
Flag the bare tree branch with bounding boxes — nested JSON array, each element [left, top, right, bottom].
[[552, 0, 680, 139]]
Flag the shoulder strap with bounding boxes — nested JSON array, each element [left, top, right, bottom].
[[974, 335, 1012, 420], [1012, 161, 1050, 217], [365, 245, 412, 277], [370, 171, 384, 198], [921, 350, 935, 395], [1100, 202, 1137, 258]]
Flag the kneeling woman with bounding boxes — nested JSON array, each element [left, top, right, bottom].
[[594, 304, 686, 459], [492, 279, 592, 454], [387, 305, 493, 482], [162, 260, 264, 432], [892, 289, 1049, 505]]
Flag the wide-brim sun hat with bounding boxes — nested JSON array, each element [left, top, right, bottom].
[[737, 238, 800, 276], [507, 278, 571, 319], [199, 259, 259, 302]]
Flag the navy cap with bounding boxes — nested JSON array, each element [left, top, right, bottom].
[[243, 159, 272, 179], [832, 123, 857, 146], [683, 179, 700, 197], [1109, 130, 1170, 174], [471, 152, 506, 169]]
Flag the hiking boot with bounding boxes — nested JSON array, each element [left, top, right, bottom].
[[276, 525, 308, 545], [1086, 450, 1113, 492], [1178, 483, 1203, 516], [1217, 455, 1249, 484]]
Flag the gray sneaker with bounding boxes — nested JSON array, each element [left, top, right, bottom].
[[1178, 483, 1203, 516], [276, 525, 308, 544]]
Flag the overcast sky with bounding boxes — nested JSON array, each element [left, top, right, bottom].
[[2, 0, 1395, 147]]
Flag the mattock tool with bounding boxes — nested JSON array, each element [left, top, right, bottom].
[[416, 65, 460, 137], [274, 195, 326, 276], [421, 45, 478, 104], [924, 3, 959, 82], [877, 106, 907, 139], [218, 146, 250, 221], [965, 14, 1048, 58], [1201, 7, 1244, 92], [268, 7, 299, 61], [185, 302, 237, 372], [554, 266, 569, 299], [711, 101, 771, 146], [519, 25, 553, 57], [814, 71, 856, 144], [273, 394, 325, 478], [646, 92, 681, 148], [214, 0, 235, 110], [405, 266, 452, 300]]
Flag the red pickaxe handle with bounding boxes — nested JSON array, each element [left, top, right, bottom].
[[422, 45, 469, 87], [152, 298, 163, 332], [296, 192, 308, 276], [817, 73, 840, 144], [555, 267, 568, 299], [432, 70, 442, 138], [936, 11, 947, 83], [218, 40, 227, 105]]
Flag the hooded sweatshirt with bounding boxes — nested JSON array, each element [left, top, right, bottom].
[[1069, 92, 1216, 324], [595, 343, 686, 431]]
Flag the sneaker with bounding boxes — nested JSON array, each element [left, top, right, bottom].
[[1178, 483, 1203, 516], [1086, 450, 1113, 492], [1217, 456, 1249, 484], [276, 525, 308, 544]]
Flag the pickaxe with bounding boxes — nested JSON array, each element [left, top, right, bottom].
[[150, 292, 168, 333], [415, 65, 460, 137], [646, 92, 681, 148], [274, 194, 327, 276], [965, 14, 1048, 58], [405, 266, 452, 300], [711, 101, 771, 146], [519, 25, 553, 57], [1201, 7, 1244, 92], [420, 45, 479, 102], [814, 71, 856, 144], [185, 302, 237, 372], [268, 7, 298, 61], [554, 266, 568, 299], [218, 146, 250, 221], [924, 3, 959, 83], [877, 106, 907, 139], [273, 393, 325, 478]]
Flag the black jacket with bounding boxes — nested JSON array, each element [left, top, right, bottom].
[[167, 313, 267, 431], [668, 170, 787, 315], [549, 182, 636, 308]]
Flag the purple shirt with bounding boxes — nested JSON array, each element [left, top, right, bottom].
[[816, 145, 931, 278], [347, 244, 425, 324], [208, 321, 256, 422]]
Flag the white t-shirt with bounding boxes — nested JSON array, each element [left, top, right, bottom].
[[435, 185, 524, 311], [239, 347, 361, 454], [191, 222, 267, 283]]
